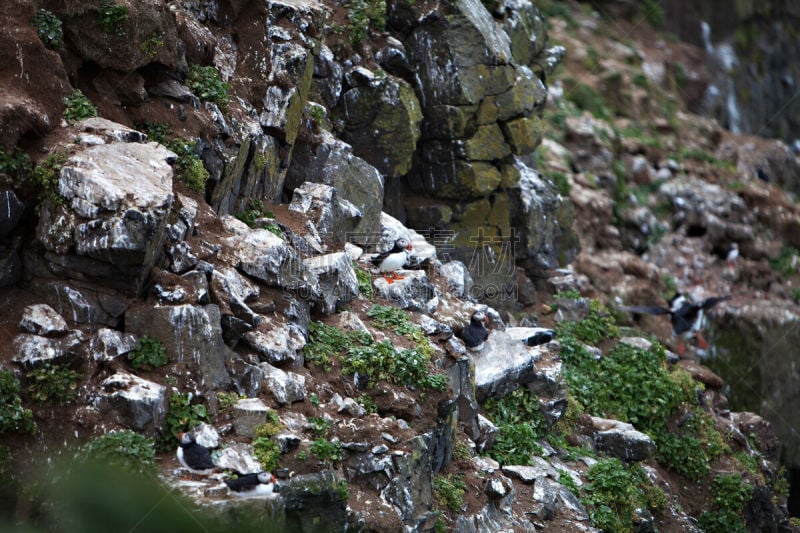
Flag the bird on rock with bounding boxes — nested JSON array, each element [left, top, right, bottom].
[[462, 310, 490, 352], [371, 237, 413, 283], [224, 471, 277, 498], [725, 242, 739, 269], [177, 432, 215, 476], [619, 293, 731, 356]]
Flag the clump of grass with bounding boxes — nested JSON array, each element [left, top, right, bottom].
[[697, 474, 754, 533], [483, 388, 548, 465]]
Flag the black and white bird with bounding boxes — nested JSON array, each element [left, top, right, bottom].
[[462, 310, 490, 352], [725, 242, 739, 269], [619, 293, 731, 356], [371, 237, 413, 283], [177, 432, 215, 475], [224, 472, 277, 498]]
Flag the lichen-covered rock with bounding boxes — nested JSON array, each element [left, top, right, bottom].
[[19, 304, 69, 337], [259, 362, 306, 405], [125, 304, 232, 390], [446, 355, 480, 439], [89, 328, 137, 362], [233, 398, 269, 438], [12, 332, 83, 369], [304, 252, 359, 315], [285, 132, 383, 244], [338, 73, 422, 178], [93, 372, 168, 431], [590, 416, 657, 462]]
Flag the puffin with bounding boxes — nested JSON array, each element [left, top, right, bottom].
[[177, 432, 215, 475], [224, 471, 277, 498], [725, 243, 739, 269], [619, 293, 731, 356], [371, 237, 413, 283], [462, 310, 490, 352]]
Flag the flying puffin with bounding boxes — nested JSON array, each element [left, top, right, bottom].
[[462, 310, 490, 352], [619, 293, 731, 356], [177, 432, 215, 475], [371, 237, 413, 283], [224, 471, 277, 498]]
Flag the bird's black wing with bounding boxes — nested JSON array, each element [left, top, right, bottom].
[[185, 443, 215, 469], [671, 304, 699, 335], [528, 330, 555, 346], [701, 296, 731, 309], [617, 305, 671, 315], [370, 250, 391, 266], [462, 325, 488, 348], [225, 473, 259, 492]]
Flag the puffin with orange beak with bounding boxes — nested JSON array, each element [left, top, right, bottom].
[[372, 237, 413, 283], [462, 310, 490, 352]]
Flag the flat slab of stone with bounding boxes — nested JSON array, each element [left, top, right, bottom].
[[474, 330, 545, 401], [94, 372, 167, 431], [233, 398, 269, 438], [19, 304, 69, 337]]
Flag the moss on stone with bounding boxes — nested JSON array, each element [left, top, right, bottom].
[[464, 124, 511, 161], [502, 116, 545, 155], [488, 192, 510, 228]]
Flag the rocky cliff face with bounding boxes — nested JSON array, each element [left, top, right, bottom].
[[1, 0, 799, 531]]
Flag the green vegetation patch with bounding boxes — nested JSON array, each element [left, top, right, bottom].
[[355, 264, 374, 299], [25, 363, 81, 404], [0, 370, 35, 434], [305, 318, 446, 391], [769, 246, 799, 277], [235, 198, 282, 237], [310, 438, 342, 462], [135, 121, 209, 194], [556, 299, 618, 346], [433, 474, 466, 512], [98, 0, 128, 34], [78, 430, 156, 476], [582, 458, 666, 532], [163, 392, 208, 442], [347, 0, 386, 45], [697, 474, 754, 533], [187, 65, 230, 107], [127, 336, 168, 371], [63, 90, 97, 123], [483, 388, 548, 465], [32, 9, 63, 50]]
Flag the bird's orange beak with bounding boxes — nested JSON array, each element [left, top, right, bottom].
[[406, 244, 413, 250], [483, 316, 489, 325]]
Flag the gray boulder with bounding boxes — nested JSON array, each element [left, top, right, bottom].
[[474, 330, 547, 402], [89, 328, 138, 362], [12, 332, 83, 369], [125, 304, 232, 390], [0, 189, 24, 238], [214, 443, 262, 474], [225, 219, 319, 294], [373, 270, 439, 314], [93, 372, 168, 431], [19, 304, 69, 337], [233, 398, 270, 438], [288, 182, 363, 250], [590, 416, 657, 462], [285, 131, 384, 245], [260, 363, 306, 405], [303, 252, 359, 315], [36, 138, 175, 294], [242, 318, 306, 366]]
